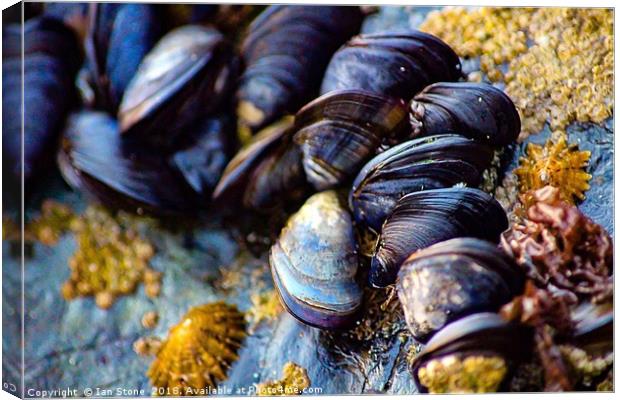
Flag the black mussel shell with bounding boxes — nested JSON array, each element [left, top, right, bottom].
[[58, 111, 201, 215], [411, 312, 534, 393], [169, 114, 235, 200], [349, 134, 494, 232], [294, 89, 409, 191], [3, 16, 81, 183], [270, 191, 362, 329], [321, 31, 462, 99], [85, 3, 161, 112], [44, 3, 90, 38], [237, 5, 363, 133], [571, 301, 613, 355], [212, 117, 306, 211], [409, 82, 521, 147], [118, 25, 236, 147], [397, 238, 524, 341], [370, 187, 508, 288]]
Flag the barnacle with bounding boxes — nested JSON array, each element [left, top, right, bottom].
[[417, 354, 508, 393], [142, 311, 160, 329], [421, 8, 613, 138], [148, 302, 246, 395], [256, 362, 310, 396], [514, 135, 591, 204], [501, 186, 613, 303], [246, 290, 283, 332], [27, 200, 76, 245], [60, 206, 160, 309], [134, 336, 163, 357]]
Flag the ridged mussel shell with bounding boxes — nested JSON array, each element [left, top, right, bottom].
[[237, 5, 363, 133], [3, 16, 81, 182], [212, 117, 306, 211], [118, 25, 236, 147], [85, 3, 160, 112], [294, 89, 409, 191], [409, 82, 521, 147], [397, 238, 524, 341], [410, 312, 533, 393], [320, 31, 462, 99], [58, 111, 201, 215], [349, 134, 494, 232], [370, 187, 508, 287], [270, 191, 362, 329]]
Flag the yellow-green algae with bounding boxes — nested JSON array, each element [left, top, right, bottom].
[[418, 354, 508, 393], [256, 362, 311, 396]]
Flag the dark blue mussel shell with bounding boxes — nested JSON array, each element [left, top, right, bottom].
[[409, 82, 521, 147], [118, 25, 237, 148], [2, 16, 81, 183], [370, 187, 508, 288], [237, 5, 363, 133], [212, 117, 307, 211], [85, 3, 161, 112], [349, 134, 494, 232], [293, 89, 409, 191], [321, 31, 462, 100], [58, 111, 232, 215], [397, 238, 524, 342]]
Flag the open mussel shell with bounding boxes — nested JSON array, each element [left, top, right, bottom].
[[397, 238, 524, 342], [212, 117, 306, 211], [85, 3, 161, 112], [410, 312, 534, 393], [294, 89, 409, 191], [349, 134, 494, 232], [3, 16, 81, 183], [58, 111, 201, 215], [270, 191, 362, 329], [320, 31, 462, 99], [118, 25, 236, 147], [237, 5, 363, 133], [410, 82, 521, 147], [169, 114, 234, 200], [370, 187, 508, 288]]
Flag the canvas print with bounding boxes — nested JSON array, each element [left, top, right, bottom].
[[1, 2, 614, 397]]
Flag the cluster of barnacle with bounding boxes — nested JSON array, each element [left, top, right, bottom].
[[246, 290, 284, 333], [60, 206, 161, 309], [255, 362, 311, 396], [5, 3, 613, 395], [420, 7, 613, 138]]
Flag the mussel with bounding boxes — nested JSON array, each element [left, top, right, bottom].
[[169, 114, 235, 199], [212, 117, 307, 211], [58, 111, 202, 215], [349, 134, 494, 232], [370, 187, 508, 287], [270, 191, 362, 329], [410, 312, 533, 393], [85, 3, 161, 112], [409, 82, 521, 147], [2, 16, 81, 182], [237, 5, 363, 134], [397, 238, 524, 341], [294, 90, 409, 191], [118, 25, 236, 147], [320, 31, 462, 99], [571, 301, 612, 355]]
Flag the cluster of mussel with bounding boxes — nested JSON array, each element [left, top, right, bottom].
[[3, 4, 608, 392]]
